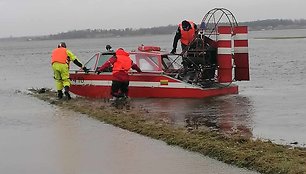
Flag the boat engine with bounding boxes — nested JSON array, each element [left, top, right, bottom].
[[179, 31, 218, 87], [177, 8, 250, 87]]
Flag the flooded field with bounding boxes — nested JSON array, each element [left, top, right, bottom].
[[0, 90, 259, 174], [1, 29, 306, 173]]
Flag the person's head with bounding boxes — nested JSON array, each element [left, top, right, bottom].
[[115, 48, 129, 56], [106, 45, 112, 51], [58, 42, 67, 48], [181, 20, 191, 31]]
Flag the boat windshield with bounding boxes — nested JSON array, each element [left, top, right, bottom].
[[97, 54, 113, 67], [81, 51, 182, 73], [162, 55, 183, 70], [83, 52, 114, 71], [130, 53, 162, 72], [83, 53, 99, 71]]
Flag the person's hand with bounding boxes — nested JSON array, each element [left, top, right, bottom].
[[96, 71, 102, 75], [170, 48, 176, 54], [82, 66, 89, 73], [95, 68, 101, 75]]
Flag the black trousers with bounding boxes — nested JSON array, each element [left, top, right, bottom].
[[111, 80, 129, 97]]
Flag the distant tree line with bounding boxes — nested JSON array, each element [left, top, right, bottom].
[[36, 25, 178, 40], [37, 19, 306, 40], [240, 19, 306, 30], [2, 19, 306, 41]]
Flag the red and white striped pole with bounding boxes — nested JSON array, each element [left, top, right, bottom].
[[217, 26, 232, 83], [233, 26, 250, 81]]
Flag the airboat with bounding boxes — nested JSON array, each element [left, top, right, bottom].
[[69, 8, 250, 99]]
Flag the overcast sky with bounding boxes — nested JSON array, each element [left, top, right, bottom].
[[0, 0, 305, 38]]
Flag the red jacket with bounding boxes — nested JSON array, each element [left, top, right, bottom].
[[97, 51, 141, 81], [112, 49, 132, 75], [51, 48, 68, 64], [179, 21, 196, 45]]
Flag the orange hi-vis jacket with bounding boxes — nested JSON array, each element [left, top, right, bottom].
[[179, 21, 195, 45], [112, 49, 132, 75], [51, 48, 68, 64]]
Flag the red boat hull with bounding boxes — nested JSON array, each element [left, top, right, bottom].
[[70, 73, 238, 99]]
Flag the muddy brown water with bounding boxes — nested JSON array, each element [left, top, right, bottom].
[[1, 29, 306, 173]]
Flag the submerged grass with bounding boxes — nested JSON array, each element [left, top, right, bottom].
[[29, 88, 306, 174]]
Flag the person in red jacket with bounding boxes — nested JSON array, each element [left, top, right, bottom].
[[171, 20, 198, 54], [95, 48, 142, 100]]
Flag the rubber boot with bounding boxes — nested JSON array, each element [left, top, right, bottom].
[[57, 90, 63, 99], [64, 86, 71, 100]]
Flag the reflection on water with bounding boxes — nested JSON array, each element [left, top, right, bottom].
[[134, 95, 255, 138]]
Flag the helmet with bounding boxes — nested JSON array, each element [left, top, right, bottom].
[[182, 20, 191, 31], [106, 45, 112, 51], [58, 42, 67, 48]]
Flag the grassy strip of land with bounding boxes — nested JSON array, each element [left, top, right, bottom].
[[29, 88, 306, 174]]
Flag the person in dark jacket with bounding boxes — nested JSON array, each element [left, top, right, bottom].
[[95, 48, 142, 100], [171, 20, 198, 54]]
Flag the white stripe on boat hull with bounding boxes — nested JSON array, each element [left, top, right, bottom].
[[71, 80, 202, 89]]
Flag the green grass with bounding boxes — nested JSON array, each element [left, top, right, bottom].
[[29, 88, 306, 174]]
